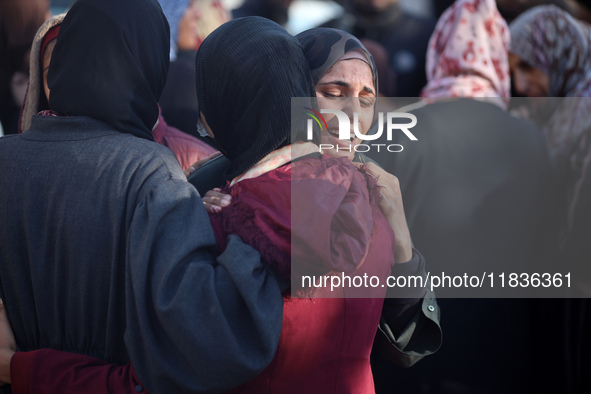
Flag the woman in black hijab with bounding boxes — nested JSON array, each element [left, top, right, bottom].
[[48, 0, 169, 140], [195, 17, 317, 180]]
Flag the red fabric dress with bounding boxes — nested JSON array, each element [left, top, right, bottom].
[[210, 155, 396, 394]]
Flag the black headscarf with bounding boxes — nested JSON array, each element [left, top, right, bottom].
[[195, 16, 316, 180], [48, 0, 170, 140], [295, 28, 378, 92]]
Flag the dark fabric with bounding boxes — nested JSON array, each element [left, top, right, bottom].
[[231, 0, 289, 27], [367, 99, 561, 393], [47, 0, 170, 141], [322, 5, 436, 98], [159, 51, 201, 137], [295, 27, 378, 91], [369, 99, 556, 279], [195, 16, 317, 180], [0, 115, 284, 394], [187, 154, 232, 194]]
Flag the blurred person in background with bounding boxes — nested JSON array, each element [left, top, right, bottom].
[[366, 0, 560, 392], [0, 0, 50, 135], [160, 0, 231, 137], [321, 0, 436, 97], [18, 13, 216, 171], [511, 7, 591, 392], [232, 0, 292, 27]]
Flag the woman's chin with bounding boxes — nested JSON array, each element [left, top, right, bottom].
[[320, 133, 360, 161]]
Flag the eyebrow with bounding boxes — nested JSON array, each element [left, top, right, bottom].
[[318, 80, 375, 95]]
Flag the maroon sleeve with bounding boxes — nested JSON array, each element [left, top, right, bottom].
[[10, 349, 146, 394]]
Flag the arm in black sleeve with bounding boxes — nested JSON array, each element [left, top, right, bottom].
[[375, 248, 442, 367]]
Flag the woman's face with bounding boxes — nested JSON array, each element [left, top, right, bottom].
[[509, 52, 550, 97], [316, 57, 375, 161]]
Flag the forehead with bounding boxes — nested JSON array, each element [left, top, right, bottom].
[[319, 59, 375, 88]]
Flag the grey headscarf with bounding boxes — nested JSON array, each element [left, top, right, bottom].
[[295, 28, 378, 92], [510, 5, 591, 98]]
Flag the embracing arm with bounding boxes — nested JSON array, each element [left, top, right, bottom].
[[9, 350, 142, 394], [124, 178, 283, 394], [1, 179, 283, 394], [1, 300, 141, 394]]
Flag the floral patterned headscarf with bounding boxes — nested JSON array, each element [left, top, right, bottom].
[[421, 0, 510, 109], [510, 5, 591, 98]]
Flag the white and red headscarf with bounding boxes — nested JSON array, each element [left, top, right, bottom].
[[421, 0, 510, 109]]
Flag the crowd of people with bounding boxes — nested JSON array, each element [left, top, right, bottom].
[[0, 0, 590, 393]]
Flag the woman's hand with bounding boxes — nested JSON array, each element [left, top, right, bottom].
[[202, 188, 232, 213], [184, 151, 222, 178], [356, 162, 413, 263], [0, 299, 16, 386]]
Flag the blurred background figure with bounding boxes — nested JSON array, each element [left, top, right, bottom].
[[359, 39, 397, 97], [0, 0, 50, 135], [510, 5, 591, 169], [233, 0, 292, 26], [320, 0, 436, 97], [183, 0, 231, 51], [495, 0, 572, 21], [18, 11, 215, 171], [510, 7, 591, 392], [159, 0, 231, 138], [158, 0, 190, 61], [367, 0, 561, 392]]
